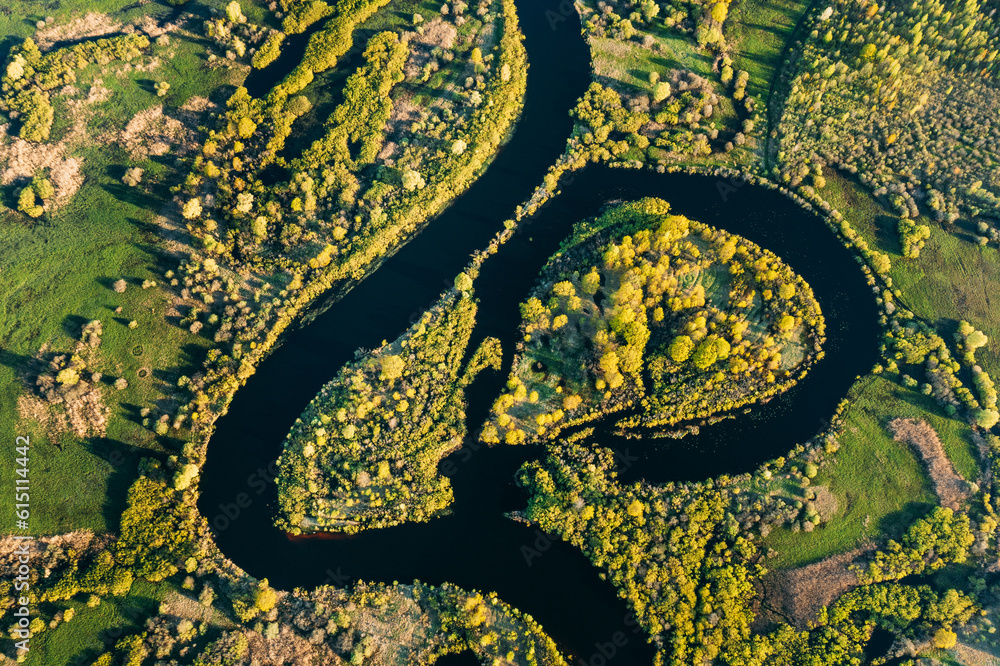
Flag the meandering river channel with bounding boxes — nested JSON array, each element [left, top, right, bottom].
[[198, 1, 880, 662]]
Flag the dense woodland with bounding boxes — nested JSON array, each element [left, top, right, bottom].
[[518, 431, 994, 666], [483, 197, 824, 446], [275, 276, 502, 534], [3, 0, 1000, 664], [776, 0, 1000, 244], [169, 0, 527, 436]]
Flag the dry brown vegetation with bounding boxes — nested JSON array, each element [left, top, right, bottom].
[[759, 544, 874, 628], [888, 418, 972, 510], [33, 13, 122, 50], [33, 10, 184, 51], [404, 20, 457, 79], [19, 322, 111, 439], [0, 530, 112, 577], [0, 124, 84, 208]]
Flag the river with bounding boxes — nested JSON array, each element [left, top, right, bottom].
[[197, 1, 879, 663]]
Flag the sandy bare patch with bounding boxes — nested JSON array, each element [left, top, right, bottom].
[[113, 97, 218, 162], [17, 393, 69, 440], [811, 485, 839, 521], [34, 13, 123, 51], [404, 19, 458, 79], [0, 125, 85, 208], [87, 80, 112, 104], [952, 642, 1000, 666], [417, 17, 458, 50], [0, 531, 112, 576], [162, 590, 235, 626], [180, 96, 215, 115], [760, 545, 874, 628], [888, 418, 972, 510], [382, 94, 422, 153], [34, 9, 184, 51], [118, 106, 191, 160], [135, 14, 183, 40]]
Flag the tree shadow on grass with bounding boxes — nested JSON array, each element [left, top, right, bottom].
[[0, 35, 21, 80], [134, 78, 158, 95], [119, 402, 145, 426], [872, 212, 903, 256], [892, 384, 947, 418], [0, 348, 34, 373], [102, 178, 166, 212], [84, 437, 142, 533], [61, 313, 90, 339], [877, 500, 935, 542]]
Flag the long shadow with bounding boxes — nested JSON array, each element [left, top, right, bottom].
[[877, 501, 935, 542], [0, 348, 34, 372], [434, 651, 481, 666], [197, 1, 880, 664], [61, 313, 89, 339], [84, 437, 143, 533]]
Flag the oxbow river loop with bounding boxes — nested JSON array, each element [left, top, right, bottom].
[[198, 1, 880, 663]]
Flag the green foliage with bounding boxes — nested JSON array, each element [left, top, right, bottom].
[[252, 32, 286, 69], [1, 34, 150, 142], [176, 0, 528, 439], [17, 186, 43, 218], [897, 218, 930, 259], [727, 581, 976, 665], [42, 476, 195, 605], [777, 0, 1000, 230], [297, 30, 408, 176], [487, 198, 825, 443], [520, 441, 761, 664], [14, 90, 54, 142], [276, 285, 489, 534], [454, 272, 474, 292], [283, 0, 333, 34], [855, 507, 975, 584], [32, 175, 54, 200], [669, 334, 694, 362], [114, 477, 197, 581]]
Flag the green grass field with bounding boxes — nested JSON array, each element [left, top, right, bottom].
[[765, 375, 948, 569], [588, 30, 741, 133], [0, 12, 236, 534], [821, 171, 1000, 381], [21, 580, 170, 666], [725, 0, 812, 103]]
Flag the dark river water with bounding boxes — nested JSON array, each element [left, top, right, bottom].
[[198, 1, 879, 663]]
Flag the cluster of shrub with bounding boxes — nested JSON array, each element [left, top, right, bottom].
[[203, 1, 273, 68], [569, 0, 762, 170], [1, 34, 149, 142], [483, 198, 824, 445], [881, 314, 999, 429], [166, 0, 527, 443], [275, 277, 502, 535], [776, 0, 1000, 244], [582, 0, 733, 50]]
